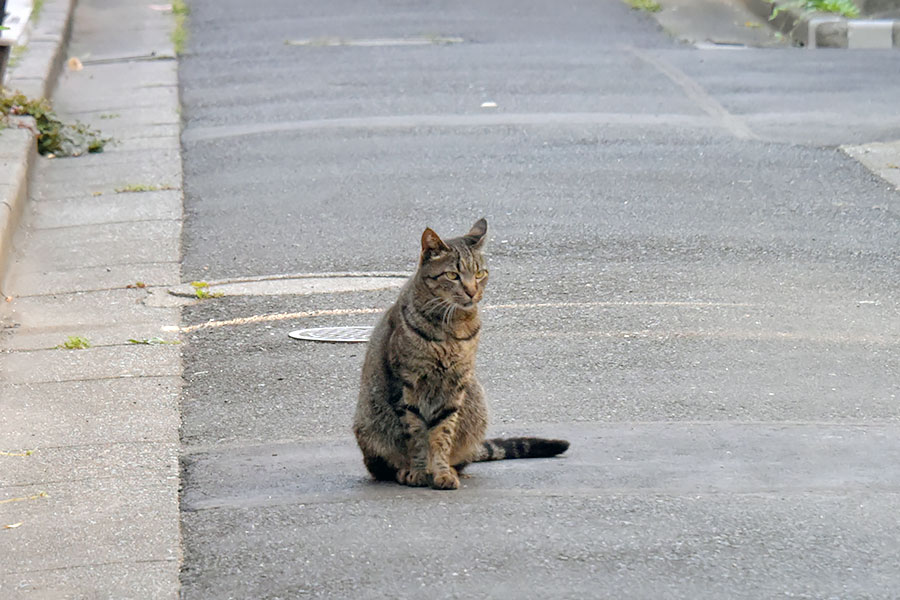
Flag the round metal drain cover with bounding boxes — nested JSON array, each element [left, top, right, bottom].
[[288, 326, 373, 343]]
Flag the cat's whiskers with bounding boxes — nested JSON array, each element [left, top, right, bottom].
[[442, 301, 458, 330], [420, 296, 447, 316], [441, 303, 451, 329]]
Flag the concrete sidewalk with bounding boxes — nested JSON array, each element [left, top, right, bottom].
[[0, 0, 183, 597]]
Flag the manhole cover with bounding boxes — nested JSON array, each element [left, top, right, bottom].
[[288, 326, 373, 343]]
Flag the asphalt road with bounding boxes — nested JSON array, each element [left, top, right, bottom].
[[177, 1, 900, 598]]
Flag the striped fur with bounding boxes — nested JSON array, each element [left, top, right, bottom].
[[353, 219, 570, 490], [474, 437, 571, 462]]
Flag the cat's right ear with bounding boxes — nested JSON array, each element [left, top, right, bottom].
[[421, 227, 450, 260], [464, 218, 488, 249]]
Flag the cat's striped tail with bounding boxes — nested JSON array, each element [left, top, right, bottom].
[[473, 437, 570, 462]]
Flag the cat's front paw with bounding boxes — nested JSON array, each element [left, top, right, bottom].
[[397, 468, 430, 487], [431, 468, 459, 490]]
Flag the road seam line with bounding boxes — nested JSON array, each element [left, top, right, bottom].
[[626, 46, 758, 141]]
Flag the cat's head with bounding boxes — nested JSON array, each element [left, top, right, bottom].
[[417, 218, 489, 312]]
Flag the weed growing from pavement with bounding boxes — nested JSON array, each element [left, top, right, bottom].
[[172, 0, 189, 54], [32, 0, 46, 21], [625, 0, 662, 12], [58, 336, 91, 350], [115, 183, 177, 193], [0, 92, 109, 156], [191, 281, 224, 299], [770, 0, 859, 18], [128, 337, 181, 345], [8, 45, 27, 69]]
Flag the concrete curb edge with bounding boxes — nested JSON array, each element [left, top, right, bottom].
[[0, 120, 35, 292], [0, 0, 78, 286], [740, 0, 900, 47]]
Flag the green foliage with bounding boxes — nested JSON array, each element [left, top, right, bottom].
[[626, 0, 662, 11], [8, 44, 27, 69], [115, 183, 176, 193], [172, 0, 189, 54], [812, 0, 859, 16], [172, 0, 190, 16], [627, 0, 662, 11], [191, 281, 224, 299], [770, 0, 859, 18], [32, 0, 47, 20], [58, 336, 91, 350], [0, 92, 110, 156], [127, 337, 181, 345]]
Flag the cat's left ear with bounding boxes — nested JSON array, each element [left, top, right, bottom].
[[463, 218, 488, 250]]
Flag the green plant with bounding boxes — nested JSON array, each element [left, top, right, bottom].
[[127, 337, 181, 345], [0, 92, 109, 156], [626, 0, 662, 12], [8, 45, 27, 69], [191, 281, 223, 299], [770, 0, 859, 18], [813, 0, 859, 15], [58, 336, 91, 350], [115, 183, 176, 193], [172, 0, 189, 54], [32, 0, 46, 21]]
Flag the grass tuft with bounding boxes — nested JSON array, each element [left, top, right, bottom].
[[58, 336, 91, 350], [626, 0, 662, 12], [115, 183, 176, 193], [191, 281, 224, 299], [172, 0, 190, 54], [770, 0, 859, 18]]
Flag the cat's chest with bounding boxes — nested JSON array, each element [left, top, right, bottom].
[[411, 343, 475, 401], [417, 339, 474, 372]]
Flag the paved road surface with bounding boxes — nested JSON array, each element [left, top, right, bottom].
[[177, 1, 900, 597]]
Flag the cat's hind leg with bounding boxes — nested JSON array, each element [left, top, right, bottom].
[[363, 454, 398, 481]]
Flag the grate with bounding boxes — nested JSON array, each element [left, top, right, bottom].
[[288, 326, 373, 343]]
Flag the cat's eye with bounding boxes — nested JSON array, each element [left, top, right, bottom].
[[444, 272, 459, 280], [475, 269, 488, 279]]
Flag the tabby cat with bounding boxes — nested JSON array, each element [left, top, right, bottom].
[[353, 218, 569, 490]]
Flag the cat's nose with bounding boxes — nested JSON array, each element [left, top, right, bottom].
[[462, 282, 477, 299]]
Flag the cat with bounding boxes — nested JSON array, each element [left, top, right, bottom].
[[353, 218, 569, 490]]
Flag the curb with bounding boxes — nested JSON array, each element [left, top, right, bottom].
[[0, 119, 35, 289], [0, 0, 77, 286], [741, 0, 900, 47]]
